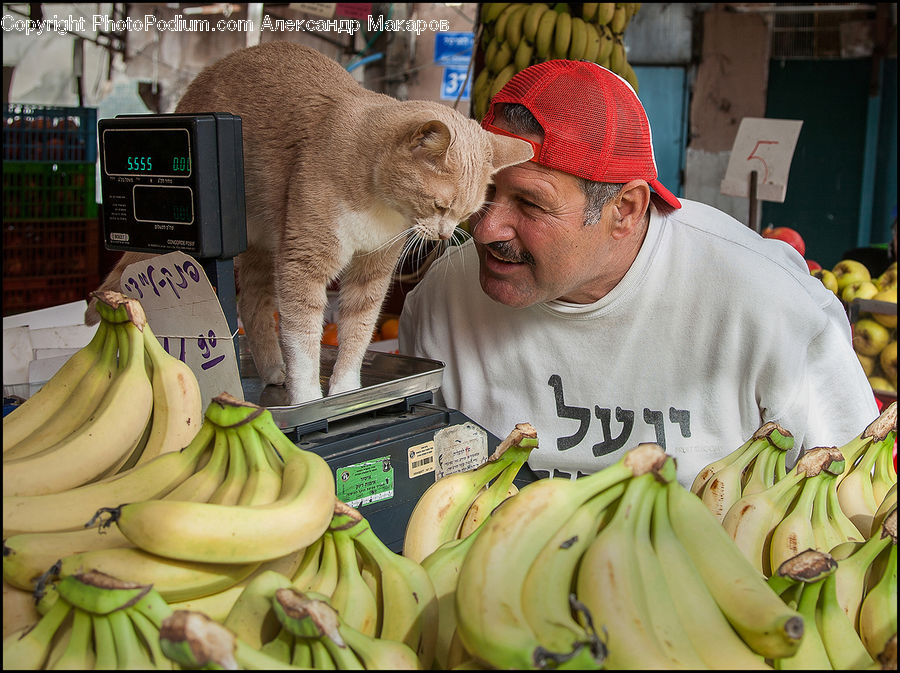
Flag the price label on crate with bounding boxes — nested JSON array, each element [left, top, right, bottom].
[[118, 250, 242, 409]]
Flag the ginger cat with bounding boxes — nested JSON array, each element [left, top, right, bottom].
[[87, 42, 532, 405]]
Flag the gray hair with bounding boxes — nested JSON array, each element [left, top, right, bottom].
[[497, 103, 622, 225]]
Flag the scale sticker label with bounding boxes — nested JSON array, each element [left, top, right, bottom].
[[408, 441, 435, 479], [335, 456, 394, 508], [434, 422, 488, 481]]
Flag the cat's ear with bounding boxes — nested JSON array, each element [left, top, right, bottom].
[[410, 120, 452, 165], [488, 134, 534, 173]]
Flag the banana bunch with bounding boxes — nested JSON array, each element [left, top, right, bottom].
[[212, 499, 434, 667], [3, 393, 335, 606], [834, 401, 897, 537], [474, 3, 641, 121], [3, 290, 202, 498], [692, 420, 795, 521], [720, 402, 896, 578], [2, 569, 174, 669], [450, 442, 801, 669], [402, 422, 537, 564]]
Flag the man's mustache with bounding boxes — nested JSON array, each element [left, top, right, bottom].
[[485, 241, 535, 266]]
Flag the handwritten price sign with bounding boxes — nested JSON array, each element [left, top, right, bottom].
[[119, 250, 243, 409], [720, 118, 803, 202]]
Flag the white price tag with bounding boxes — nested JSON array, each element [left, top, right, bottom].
[[433, 422, 488, 481], [720, 117, 803, 202], [118, 251, 242, 410]]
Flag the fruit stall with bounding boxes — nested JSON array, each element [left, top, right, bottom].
[[3, 3, 898, 671]]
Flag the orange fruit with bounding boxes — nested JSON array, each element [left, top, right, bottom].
[[380, 318, 399, 340], [322, 322, 339, 346]]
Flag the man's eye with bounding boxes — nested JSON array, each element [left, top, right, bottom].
[[518, 197, 539, 209]]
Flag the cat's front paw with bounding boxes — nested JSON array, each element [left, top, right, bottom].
[[286, 379, 324, 405], [328, 373, 362, 397]]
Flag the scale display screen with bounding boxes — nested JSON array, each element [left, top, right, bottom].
[[103, 128, 192, 178], [99, 113, 246, 259], [133, 185, 194, 224]]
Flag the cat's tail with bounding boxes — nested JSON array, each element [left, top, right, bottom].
[[84, 252, 156, 325]]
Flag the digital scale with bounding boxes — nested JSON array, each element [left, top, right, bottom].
[[98, 113, 537, 552]]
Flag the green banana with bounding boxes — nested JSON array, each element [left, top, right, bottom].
[[700, 436, 771, 520], [55, 570, 150, 615], [582, 3, 599, 22], [773, 578, 831, 670], [582, 21, 602, 63], [858, 541, 896, 658], [208, 426, 249, 505], [306, 531, 339, 596], [493, 3, 521, 44], [818, 571, 877, 668], [481, 3, 512, 25], [108, 606, 155, 669], [126, 606, 172, 669], [596, 25, 614, 65], [504, 4, 529, 49], [514, 39, 534, 73], [594, 2, 616, 27], [1, 595, 71, 669], [330, 520, 378, 637], [47, 605, 94, 670], [568, 16, 588, 60], [609, 4, 627, 33], [490, 62, 517, 99], [91, 613, 117, 669], [491, 40, 514, 75]]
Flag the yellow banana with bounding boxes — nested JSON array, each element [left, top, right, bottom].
[[701, 436, 771, 521], [457, 463, 520, 539], [596, 24, 614, 66], [349, 505, 438, 668], [534, 7, 558, 59], [100, 410, 335, 564], [513, 39, 534, 73], [338, 617, 422, 670], [520, 482, 623, 665], [1, 592, 72, 669], [576, 470, 679, 668], [504, 4, 529, 48], [610, 4, 627, 33], [4, 312, 154, 497], [666, 478, 804, 659], [650, 474, 769, 669], [522, 3, 549, 43], [594, 2, 616, 27], [3, 525, 133, 591], [2, 421, 214, 537], [306, 531, 339, 597], [812, 472, 848, 553], [582, 21, 602, 63], [835, 402, 896, 478], [330, 523, 378, 637], [456, 443, 667, 669], [3, 578, 41, 640], [490, 62, 517, 99], [223, 569, 293, 650], [493, 3, 521, 44], [770, 471, 826, 571], [551, 10, 571, 60], [208, 427, 249, 506], [773, 575, 831, 669], [741, 442, 782, 497], [4, 321, 119, 461], [837, 436, 884, 536], [581, 3, 599, 22], [134, 322, 203, 466], [491, 40, 514, 75], [291, 534, 324, 590], [483, 37, 501, 74], [481, 3, 512, 25], [402, 423, 536, 564], [568, 16, 588, 60], [2, 320, 109, 453], [161, 425, 230, 503], [871, 482, 897, 537], [870, 435, 896, 509], [236, 420, 284, 507], [609, 36, 626, 73], [58, 546, 261, 603]]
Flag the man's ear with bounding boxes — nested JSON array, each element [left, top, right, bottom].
[[610, 180, 651, 239]]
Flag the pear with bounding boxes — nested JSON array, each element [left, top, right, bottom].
[[852, 318, 891, 357], [832, 259, 871, 293], [880, 340, 897, 388]]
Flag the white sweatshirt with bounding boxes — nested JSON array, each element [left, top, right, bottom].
[[399, 199, 879, 489]]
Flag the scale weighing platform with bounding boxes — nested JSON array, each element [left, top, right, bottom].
[[237, 337, 538, 553]]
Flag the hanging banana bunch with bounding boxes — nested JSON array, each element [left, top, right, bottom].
[[474, 3, 642, 121]]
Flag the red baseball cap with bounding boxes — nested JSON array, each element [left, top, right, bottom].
[[482, 59, 682, 209]]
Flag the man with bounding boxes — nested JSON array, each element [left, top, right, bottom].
[[398, 60, 878, 488]]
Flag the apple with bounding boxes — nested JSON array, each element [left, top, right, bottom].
[[842, 279, 880, 304], [868, 375, 896, 392], [806, 259, 822, 272], [870, 285, 897, 328], [881, 340, 897, 387], [852, 318, 892, 356], [811, 268, 839, 295], [877, 262, 898, 290], [762, 226, 805, 256], [832, 259, 872, 293], [856, 351, 876, 377]]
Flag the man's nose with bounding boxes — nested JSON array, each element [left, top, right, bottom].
[[472, 201, 514, 243]]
